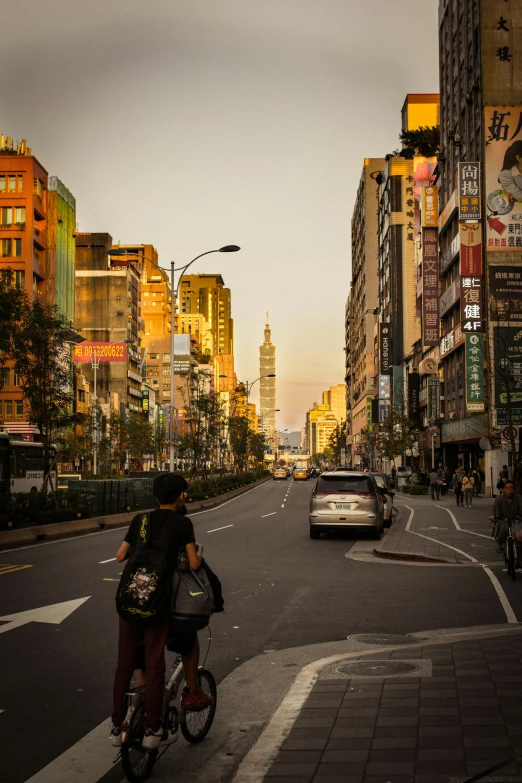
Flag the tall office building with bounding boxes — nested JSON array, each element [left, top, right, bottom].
[[436, 0, 522, 485], [179, 274, 233, 357], [323, 384, 346, 425], [259, 314, 276, 441]]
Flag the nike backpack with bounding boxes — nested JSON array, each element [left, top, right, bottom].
[[171, 553, 215, 633], [116, 513, 177, 624]]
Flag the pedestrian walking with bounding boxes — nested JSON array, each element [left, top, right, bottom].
[[440, 467, 448, 496], [429, 469, 440, 500], [462, 471, 474, 507], [472, 468, 481, 497], [452, 467, 464, 506]]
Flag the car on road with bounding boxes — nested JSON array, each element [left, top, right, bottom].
[[294, 467, 309, 481], [309, 470, 384, 539], [371, 472, 395, 527], [273, 468, 288, 480]]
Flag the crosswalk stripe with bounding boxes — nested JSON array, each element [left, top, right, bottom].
[[0, 564, 32, 575]]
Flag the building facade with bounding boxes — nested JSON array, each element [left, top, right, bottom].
[[179, 274, 234, 358]]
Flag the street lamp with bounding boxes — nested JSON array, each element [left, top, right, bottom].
[[110, 244, 240, 472]]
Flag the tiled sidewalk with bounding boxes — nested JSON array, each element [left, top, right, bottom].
[[264, 633, 522, 782], [375, 497, 498, 564]]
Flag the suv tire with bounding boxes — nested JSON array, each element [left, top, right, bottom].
[[309, 527, 320, 539]]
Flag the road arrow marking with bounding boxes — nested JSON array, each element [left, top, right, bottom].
[[0, 597, 90, 636]]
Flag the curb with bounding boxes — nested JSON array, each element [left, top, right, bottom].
[[373, 546, 453, 564], [0, 476, 271, 551]]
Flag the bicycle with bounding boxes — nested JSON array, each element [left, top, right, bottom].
[[115, 637, 217, 783], [492, 517, 518, 581]]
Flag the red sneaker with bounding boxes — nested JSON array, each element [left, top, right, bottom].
[[181, 685, 215, 712]]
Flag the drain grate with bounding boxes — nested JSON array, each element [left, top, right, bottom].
[[348, 633, 428, 646], [319, 658, 432, 680]]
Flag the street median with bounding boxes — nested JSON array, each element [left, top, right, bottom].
[[0, 476, 271, 551]]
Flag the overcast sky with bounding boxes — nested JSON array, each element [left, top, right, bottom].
[[1, 0, 438, 432]]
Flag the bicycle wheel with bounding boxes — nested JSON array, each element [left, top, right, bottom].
[[507, 538, 516, 581], [121, 701, 158, 783], [180, 669, 217, 743]]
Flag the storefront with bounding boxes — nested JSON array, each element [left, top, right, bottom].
[[441, 415, 487, 475]]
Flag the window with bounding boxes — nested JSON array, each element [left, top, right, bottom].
[[1, 239, 12, 257], [13, 238, 21, 257], [14, 207, 25, 224], [149, 353, 158, 359], [15, 401, 23, 419], [0, 175, 4, 191], [8, 176, 16, 193], [317, 475, 374, 493], [18, 175, 23, 192], [14, 270, 24, 288], [3, 400, 13, 420], [163, 353, 171, 363], [12, 369, 20, 386], [1, 207, 12, 225]]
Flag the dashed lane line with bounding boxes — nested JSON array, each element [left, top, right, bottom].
[[261, 512, 277, 518], [98, 558, 116, 564], [206, 524, 234, 533]]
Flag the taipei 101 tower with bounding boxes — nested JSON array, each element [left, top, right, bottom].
[[259, 313, 276, 443]]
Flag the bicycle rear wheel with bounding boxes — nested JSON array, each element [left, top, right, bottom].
[[507, 538, 516, 581], [180, 669, 217, 743], [121, 701, 158, 783]]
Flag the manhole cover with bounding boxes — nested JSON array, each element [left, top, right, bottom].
[[337, 661, 417, 677], [319, 658, 432, 680], [348, 633, 427, 646]]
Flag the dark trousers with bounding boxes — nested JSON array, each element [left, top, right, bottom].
[[113, 617, 169, 731], [455, 487, 463, 506], [430, 482, 440, 500]]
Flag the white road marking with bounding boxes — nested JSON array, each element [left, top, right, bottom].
[[261, 512, 277, 518], [436, 506, 492, 539], [0, 597, 90, 636], [402, 505, 477, 562], [281, 504, 285, 508], [482, 566, 518, 624], [98, 558, 116, 564], [206, 524, 234, 533]]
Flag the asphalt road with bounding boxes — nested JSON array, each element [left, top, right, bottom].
[[0, 478, 517, 783]]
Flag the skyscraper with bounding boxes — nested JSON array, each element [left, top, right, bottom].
[[259, 314, 276, 444]]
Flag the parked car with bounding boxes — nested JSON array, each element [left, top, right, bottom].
[[294, 467, 309, 481], [273, 468, 288, 480], [309, 470, 384, 539], [371, 472, 395, 527]]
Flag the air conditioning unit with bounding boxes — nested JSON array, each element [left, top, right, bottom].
[[116, 310, 124, 316]]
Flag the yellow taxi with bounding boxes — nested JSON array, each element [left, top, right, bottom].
[[273, 468, 288, 480], [293, 467, 309, 481]]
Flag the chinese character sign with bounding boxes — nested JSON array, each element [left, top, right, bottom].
[[489, 266, 522, 320], [460, 276, 483, 333], [378, 375, 391, 400], [459, 224, 483, 275], [73, 342, 128, 362], [421, 186, 438, 227], [458, 163, 481, 219], [465, 334, 485, 412], [485, 107, 522, 250], [366, 396, 373, 434], [422, 228, 439, 346], [427, 376, 441, 420], [494, 326, 522, 425]]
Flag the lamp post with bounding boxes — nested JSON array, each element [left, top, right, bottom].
[[110, 244, 240, 472]]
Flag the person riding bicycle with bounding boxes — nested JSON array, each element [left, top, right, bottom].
[[111, 473, 214, 750], [488, 480, 522, 566]]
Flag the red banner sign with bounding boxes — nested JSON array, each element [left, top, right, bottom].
[[460, 224, 483, 276], [73, 342, 127, 362]]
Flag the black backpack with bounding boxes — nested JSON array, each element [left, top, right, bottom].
[[116, 512, 178, 624]]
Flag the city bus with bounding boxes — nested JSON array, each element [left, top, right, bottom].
[[0, 433, 55, 494]]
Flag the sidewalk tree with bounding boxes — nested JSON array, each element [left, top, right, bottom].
[[249, 431, 268, 465], [0, 268, 28, 391], [127, 412, 154, 471], [378, 406, 419, 467], [11, 300, 75, 494], [177, 369, 226, 476], [359, 427, 379, 469], [328, 421, 346, 464]]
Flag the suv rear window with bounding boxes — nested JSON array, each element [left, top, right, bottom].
[[317, 476, 374, 493]]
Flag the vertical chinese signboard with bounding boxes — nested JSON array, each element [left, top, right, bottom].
[[142, 389, 149, 419], [461, 276, 484, 333], [465, 334, 485, 412], [366, 396, 373, 433], [427, 376, 441, 420], [458, 163, 481, 219], [408, 373, 421, 426], [493, 326, 522, 425], [422, 228, 439, 346], [421, 186, 438, 227], [379, 323, 392, 375], [459, 223, 483, 275], [485, 107, 522, 249]]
